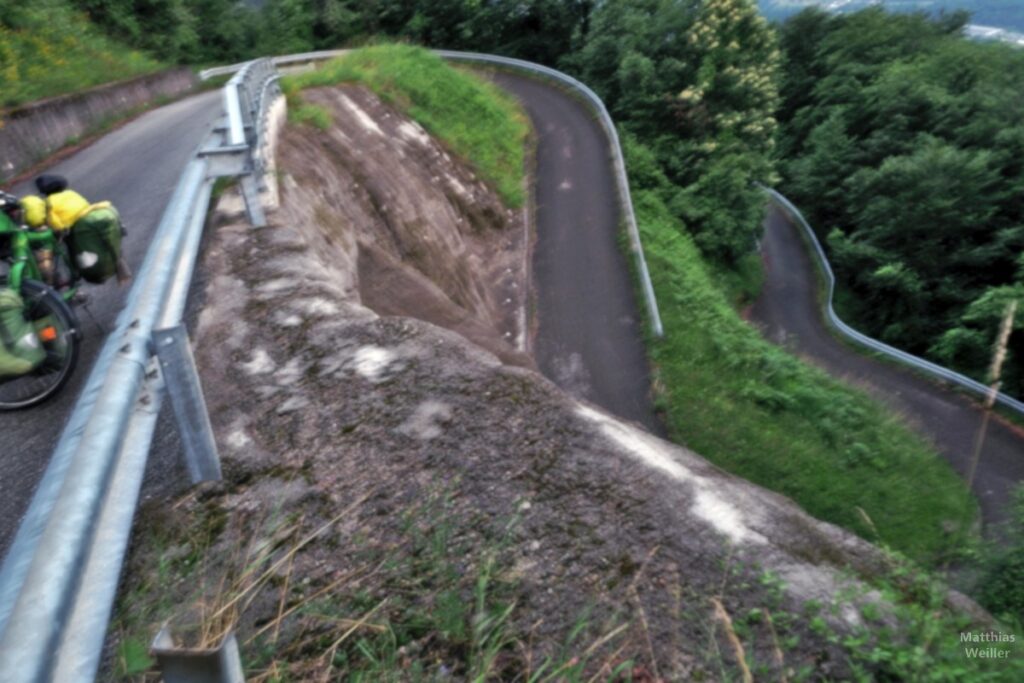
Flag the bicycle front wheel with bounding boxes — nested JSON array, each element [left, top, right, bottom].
[[0, 280, 80, 410]]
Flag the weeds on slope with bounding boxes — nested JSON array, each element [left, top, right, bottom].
[[109, 485, 636, 681]]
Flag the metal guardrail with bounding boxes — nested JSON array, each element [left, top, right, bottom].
[[0, 58, 281, 682], [764, 186, 1024, 415], [245, 49, 665, 338]]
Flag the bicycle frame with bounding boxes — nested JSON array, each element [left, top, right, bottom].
[[0, 211, 78, 301], [0, 197, 84, 410]]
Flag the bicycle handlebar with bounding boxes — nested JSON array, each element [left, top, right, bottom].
[[0, 192, 20, 217]]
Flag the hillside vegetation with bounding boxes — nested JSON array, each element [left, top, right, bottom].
[[777, 7, 1024, 396], [0, 0, 161, 108], [624, 135, 972, 563]]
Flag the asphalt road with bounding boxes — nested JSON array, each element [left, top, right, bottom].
[[751, 203, 1024, 528], [0, 90, 223, 556], [492, 73, 663, 435]]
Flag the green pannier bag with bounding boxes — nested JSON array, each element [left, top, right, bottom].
[[0, 289, 44, 379], [69, 205, 122, 284]]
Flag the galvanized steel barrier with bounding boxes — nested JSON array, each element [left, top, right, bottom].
[[0, 58, 281, 682], [763, 186, 1024, 415]]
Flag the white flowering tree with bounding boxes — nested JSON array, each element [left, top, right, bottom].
[[569, 0, 782, 261], [669, 0, 781, 260], [678, 0, 780, 158]]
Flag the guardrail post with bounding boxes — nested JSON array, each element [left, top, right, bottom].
[[238, 175, 267, 227], [152, 626, 245, 683], [153, 325, 222, 483]]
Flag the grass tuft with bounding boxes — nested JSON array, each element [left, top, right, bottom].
[[287, 101, 332, 130]]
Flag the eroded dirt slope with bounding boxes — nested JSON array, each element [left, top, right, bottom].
[[278, 85, 532, 368]]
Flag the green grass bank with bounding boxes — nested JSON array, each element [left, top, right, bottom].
[[0, 2, 162, 109], [282, 44, 528, 208], [622, 135, 974, 564]]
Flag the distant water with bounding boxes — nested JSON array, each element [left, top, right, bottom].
[[758, 1, 1024, 40], [964, 23, 1024, 47]]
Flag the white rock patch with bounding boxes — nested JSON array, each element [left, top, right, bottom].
[[226, 428, 252, 450], [277, 395, 312, 414], [353, 345, 396, 381], [399, 400, 453, 440], [397, 121, 431, 147], [337, 93, 385, 137], [241, 349, 275, 375], [576, 405, 765, 545], [777, 564, 871, 628], [257, 278, 299, 294], [294, 297, 341, 317], [447, 176, 472, 200], [276, 313, 303, 328]]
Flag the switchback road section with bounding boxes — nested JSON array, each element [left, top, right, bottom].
[[751, 203, 1024, 528], [491, 72, 663, 436]]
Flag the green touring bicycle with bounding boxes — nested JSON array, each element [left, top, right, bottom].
[[0, 191, 81, 409]]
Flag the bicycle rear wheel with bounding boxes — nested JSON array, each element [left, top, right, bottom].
[[0, 280, 80, 410]]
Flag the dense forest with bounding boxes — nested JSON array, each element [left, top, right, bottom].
[[777, 7, 1024, 396]]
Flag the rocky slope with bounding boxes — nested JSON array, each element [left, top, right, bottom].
[[110, 85, 989, 681], [279, 85, 532, 369]]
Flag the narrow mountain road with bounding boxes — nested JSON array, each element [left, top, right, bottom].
[[0, 90, 223, 555], [751, 203, 1024, 528], [492, 72, 663, 436]]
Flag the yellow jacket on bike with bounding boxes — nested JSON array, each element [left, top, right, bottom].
[[45, 190, 93, 231], [19, 196, 46, 228], [24, 191, 115, 232]]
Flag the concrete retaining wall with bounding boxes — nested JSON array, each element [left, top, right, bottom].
[[0, 68, 198, 183]]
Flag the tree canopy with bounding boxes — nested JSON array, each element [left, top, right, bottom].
[[566, 0, 779, 261]]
